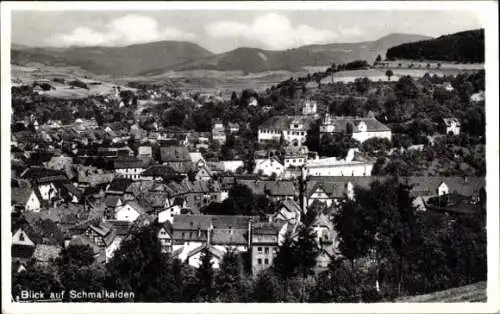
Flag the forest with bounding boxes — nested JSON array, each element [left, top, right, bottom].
[[386, 29, 484, 63]]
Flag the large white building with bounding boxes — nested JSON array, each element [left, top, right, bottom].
[[303, 149, 374, 177], [320, 113, 391, 143], [258, 115, 315, 146]]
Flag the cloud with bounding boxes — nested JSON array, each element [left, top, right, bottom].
[[46, 14, 195, 46], [205, 13, 339, 50]]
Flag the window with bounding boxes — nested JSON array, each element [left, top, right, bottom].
[[264, 258, 269, 265], [258, 247, 262, 252], [257, 258, 262, 265], [19, 232, 25, 241], [264, 247, 269, 254]]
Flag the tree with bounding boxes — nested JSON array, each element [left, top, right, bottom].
[[295, 211, 320, 301], [252, 269, 282, 302], [375, 54, 382, 65], [385, 70, 394, 81], [196, 248, 215, 301], [273, 232, 299, 300], [214, 250, 249, 302], [105, 225, 178, 301]]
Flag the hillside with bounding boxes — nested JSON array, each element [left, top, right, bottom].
[[386, 29, 484, 63], [145, 33, 430, 75], [395, 281, 486, 302], [12, 33, 429, 77], [11, 41, 214, 77]]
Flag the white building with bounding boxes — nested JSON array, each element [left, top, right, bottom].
[[258, 115, 314, 145], [114, 159, 147, 181], [212, 119, 226, 144], [320, 113, 392, 144], [303, 149, 374, 177], [302, 99, 318, 115], [254, 157, 285, 177], [283, 146, 309, 168], [443, 118, 461, 136]]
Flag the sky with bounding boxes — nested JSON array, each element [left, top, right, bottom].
[[11, 10, 483, 53]]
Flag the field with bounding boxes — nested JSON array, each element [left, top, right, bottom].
[[395, 281, 487, 302], [11, 64, 135, 99], [11, 61, 484, 99]]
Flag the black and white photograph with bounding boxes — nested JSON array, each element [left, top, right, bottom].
[[1, 1, 498, 313]]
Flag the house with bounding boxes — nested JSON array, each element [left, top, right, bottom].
[[77, 166, 115, 187], [61, 183, 84, 204], [20, 167, 68, 202], [160, 146, 194, 174], [195, 165, 213, 181], [211, 119, 226, 144], [304, 176, 377, 211], [137, 145, 153, 161], [84, 221, 117, 248], [45, 156, 75, 179], [248, 97, 258, 107], [319, 113, 392, 143], [253, 157, 285, 177], [302, 99, 318, 115], [236, 179, 298, 201], [405, 176, 485, 211], [158, 221, 173, 253], [114, 157, 149, 180], [442, 118, 461, 136], [470, 91, 485, 103], [141, 164, 182, 181], [114, 200, 149, 222], [283, 146, 309, 168], [11, 187, 41, 212], [207, 160, 244, 174], [158, 205, 182, 224], [250, 222, 283, 275], [11, 227, 36, 263], [273, 199, 301, 226], [183, 244, 225, 269], [311, 214, 338, 269], [257, 115, 315, 145], [228, 122, 240, 134], [106, 178, 134, 196]]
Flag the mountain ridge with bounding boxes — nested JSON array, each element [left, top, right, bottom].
[[11, 32, 432, 77]]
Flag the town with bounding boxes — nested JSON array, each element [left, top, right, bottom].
[[9, 17, 487, 303]]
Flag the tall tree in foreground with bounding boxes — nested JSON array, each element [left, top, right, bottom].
[[196, 248, 215, 301], [273, 232, 299, 301], [385, 70, 394, 81], [296, 209, 320, 301]]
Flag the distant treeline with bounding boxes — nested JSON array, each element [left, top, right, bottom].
[[386, 29, 484, 63]]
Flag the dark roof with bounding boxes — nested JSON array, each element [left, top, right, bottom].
[[160, 146, 191, 163], [104, 195, 123, 208], [142, 164, 180, 178], [107, 178, 133, 193], [425, 193, 483, 215], [62, 183, 84, 198], [21, 166, 68, 183], [33, 244, 62, 263], [12, 244, 36, 260], [105, 220, 133, 236], [11, 187, 36, 205], [172, 214, 257, 231], [236, 179, 297, 196], [259, 115, 315, 130], [166, 161, 194, 174], [114, 158, 149, 169], [211, 228, 248, 245], [279, 199, 301, 213], [325, 116, 391, 132]]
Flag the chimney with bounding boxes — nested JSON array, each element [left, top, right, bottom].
[[247, 219, 252, 248], [207, 227, 211, 246]]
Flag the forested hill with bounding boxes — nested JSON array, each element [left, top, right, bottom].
[[386, 29, 484, 63]]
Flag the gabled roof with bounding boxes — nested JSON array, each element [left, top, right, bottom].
[[11, 187, 36, 205], [279, 199, 301, 213], [211, 228, 248, 245], [186, 244, 224, 260], [62, 183, 84, 198], [105, 220, 133, 237], [20, 166, 68, 183], [259, 115, 315, 130], [142, 164, 180, 178], [265, 181, 297, 196], [107, 178, 133, 193], [104, 195, 123, 208], [172, 214, 257, 231], [114, 158, 149, 169], [324, 116, 391, 132]]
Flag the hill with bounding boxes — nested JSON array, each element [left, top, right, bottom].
[[386, 29, 484, 63], [11, 41, 214, 77], [144, 33, 430, 75], [12, 33, 429, 77]]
